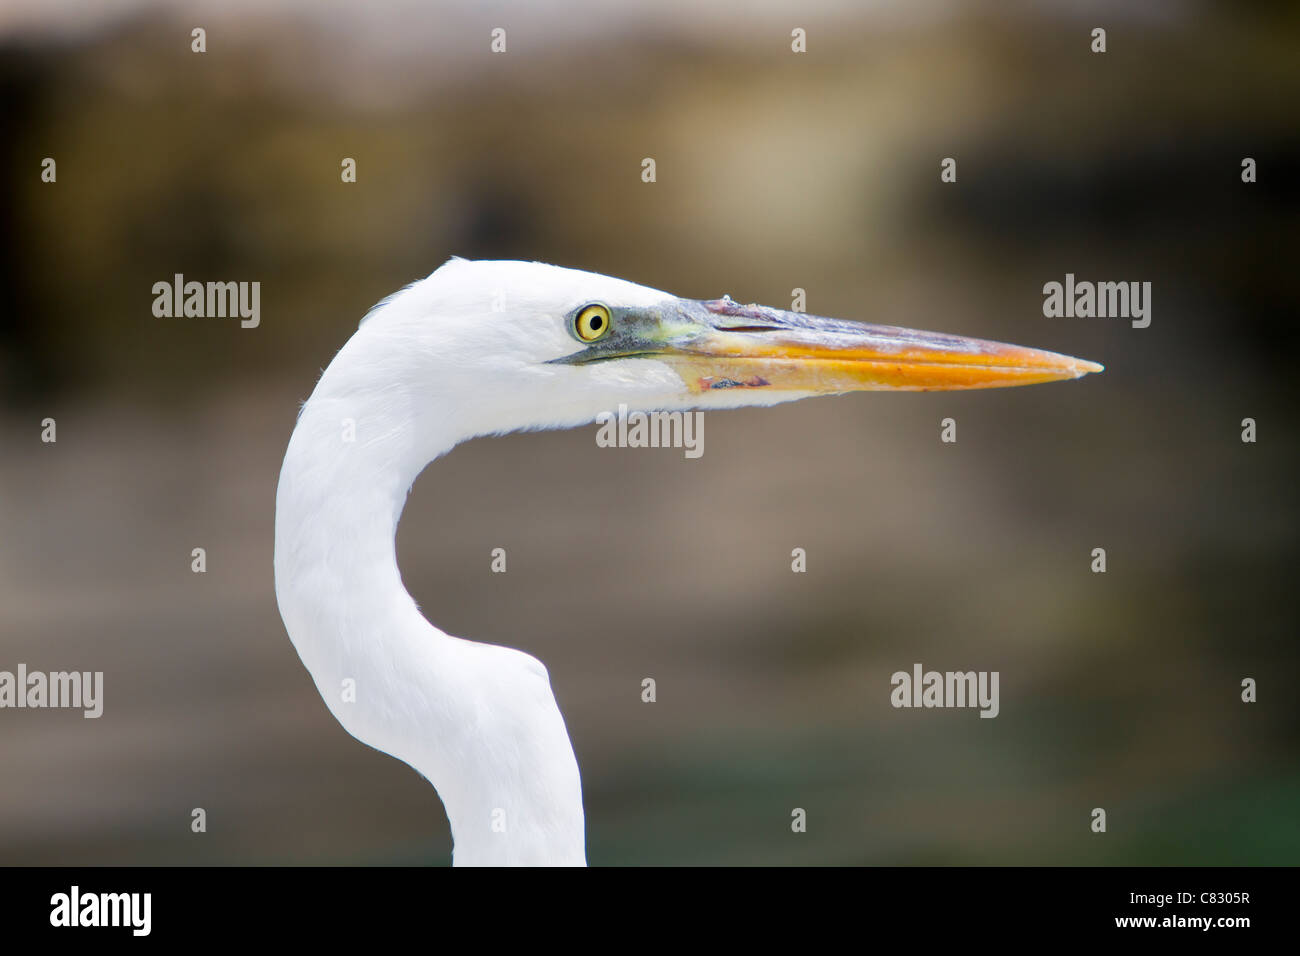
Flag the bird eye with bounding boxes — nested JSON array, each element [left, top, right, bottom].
[[573, 304, 611, 342]]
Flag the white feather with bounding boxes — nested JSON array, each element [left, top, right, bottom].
[[274, 259, 812, 866]]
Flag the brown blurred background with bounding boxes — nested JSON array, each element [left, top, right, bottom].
[[1, 0, 1297, 865]]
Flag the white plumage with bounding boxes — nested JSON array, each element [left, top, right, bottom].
[[274, 259, 1100, 865]]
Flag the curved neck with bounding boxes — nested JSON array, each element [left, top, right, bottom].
[[274, 366, 586, 865]]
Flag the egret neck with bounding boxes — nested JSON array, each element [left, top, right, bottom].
[[274, 350, 587, 867]]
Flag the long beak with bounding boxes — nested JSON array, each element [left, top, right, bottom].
[[658, 298, 1103, 393]]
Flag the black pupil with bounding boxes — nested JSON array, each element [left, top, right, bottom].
[[589, 315, 603, 330]]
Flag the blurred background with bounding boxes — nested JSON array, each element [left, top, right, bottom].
[[1, 0, 1297, 865]]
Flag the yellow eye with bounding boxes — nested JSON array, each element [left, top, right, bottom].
[[574, 304, 612, 342]]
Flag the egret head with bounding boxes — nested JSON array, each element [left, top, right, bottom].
[[346, 258, 1102, 438], [283, 258, 1104, 866]]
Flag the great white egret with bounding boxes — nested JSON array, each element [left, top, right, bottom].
[[273, 258, 1102, 866]]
